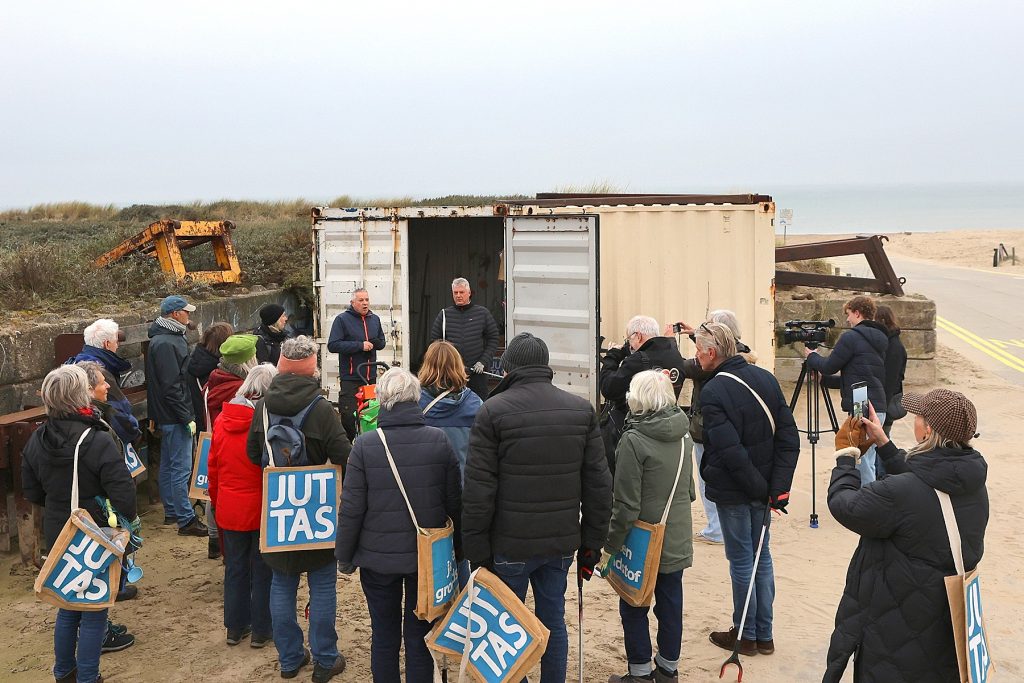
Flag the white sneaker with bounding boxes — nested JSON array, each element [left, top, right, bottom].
[[696, 531, 724, 545]]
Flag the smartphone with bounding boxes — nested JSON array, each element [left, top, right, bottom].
[[851, 381, 868, 420]]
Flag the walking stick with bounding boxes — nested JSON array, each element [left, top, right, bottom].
[[720, 501, 773, 682], [577, 568, 585, 683]]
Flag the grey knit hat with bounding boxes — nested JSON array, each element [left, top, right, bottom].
[[501, 333, 550, 372]]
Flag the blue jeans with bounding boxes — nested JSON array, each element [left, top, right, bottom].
[[54, 608, 108, 683], [718, 502, 774, 641], [270, 563, 339, 671], [222, 530, 272, 636], [619, 570, 684, 677], [492, 554, 572, 683], [159, 423, 195, 527], [359, 569, 434, 683], [856, 411, 885, 485], [693, 443, 722, 541]]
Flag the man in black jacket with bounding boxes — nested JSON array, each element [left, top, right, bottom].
[[327, 288, 387, 441], [146, 295, 207, 536], [463, 332, 611, 683], [601, 315, 686, 474], [247, 336, 350, 682], [697, 322, 799, 659], [430, 277, 499, 400], [800, 295, 889, 484]]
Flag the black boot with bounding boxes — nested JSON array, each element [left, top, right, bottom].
[[208, 537, 221, 560]]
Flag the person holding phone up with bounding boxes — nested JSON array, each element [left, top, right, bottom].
[[799, 296, 888, 485]]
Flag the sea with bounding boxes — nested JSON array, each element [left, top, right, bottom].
[[765, 183, 1024, 234]]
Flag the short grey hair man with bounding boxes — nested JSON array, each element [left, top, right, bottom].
[[694, 321, 737, 371], [41, 365, 92, 418], [626, 370, 676, 415], [375, 368, 421, 411], [708, 310, 742, 340], [83, 319, 120, 348], [626, 315, 660, 348], [451, 277, 471, 291]]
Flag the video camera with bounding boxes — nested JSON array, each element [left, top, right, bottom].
[[783, 319, 835, 349]]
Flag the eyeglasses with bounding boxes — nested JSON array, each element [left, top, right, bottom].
[[699, 322, 713, 336]]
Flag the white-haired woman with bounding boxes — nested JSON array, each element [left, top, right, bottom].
[[336, 368, 462, 683], [22, 365, 138, 683], [824, 392, 989, 682], [208, 363, 278, 648], [601, 370, 695, 683], [67, 319, 140, 450]]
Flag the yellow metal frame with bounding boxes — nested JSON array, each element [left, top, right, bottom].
[[94, 220, 242, 284]]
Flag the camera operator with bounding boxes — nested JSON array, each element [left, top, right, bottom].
[[665, 310, 757, 545], [798, 295, 888, 485], [600, 316, 686, 475]]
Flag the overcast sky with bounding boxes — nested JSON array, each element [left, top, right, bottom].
[[2, 1, 1022, 207]]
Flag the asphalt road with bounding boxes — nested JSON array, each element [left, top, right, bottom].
[[832, 254, 1024, 385]]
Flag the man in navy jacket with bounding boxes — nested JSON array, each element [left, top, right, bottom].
[[327, 288, 386, 440]]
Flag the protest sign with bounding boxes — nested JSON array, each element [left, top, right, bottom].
[[427, 568, 549, 683], [188, 432, 212, 501], [259, 464, 342, 553], [124, 442, 146, 478]]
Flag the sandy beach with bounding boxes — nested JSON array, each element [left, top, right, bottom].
[[2, 229, 1020, 681]]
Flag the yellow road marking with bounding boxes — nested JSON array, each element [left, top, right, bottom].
[[936, 316, 1024, 375]]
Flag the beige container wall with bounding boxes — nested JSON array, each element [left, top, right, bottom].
[[545, 203, 778, 371]]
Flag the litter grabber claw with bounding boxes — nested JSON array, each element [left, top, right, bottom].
[[719, 501, 773, 682]]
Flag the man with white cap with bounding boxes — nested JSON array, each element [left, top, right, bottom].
[[147, 295, 207, 536]]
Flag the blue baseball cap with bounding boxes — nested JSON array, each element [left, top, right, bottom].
[[160, 295, 197, 315]]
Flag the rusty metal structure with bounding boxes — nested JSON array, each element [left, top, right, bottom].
[[94, 219, 242, 284], [775, 235, 905, 296]]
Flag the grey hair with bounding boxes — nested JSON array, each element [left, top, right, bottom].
[[376, 368, 421, 411], [236, 363, 278, 399], [83, 319, 119, 347], [220, 356, 259, 379], [708, 309, 742, 339], [451, 278, 471, 291], [281, 335, 318, 360], [41, 365, 93, 418], [626, 370, 676, 415], [351, 287, 368, 301], [695, 321, 737, 360], [626, 315, 660, 339], [75, 361, 105, 389]]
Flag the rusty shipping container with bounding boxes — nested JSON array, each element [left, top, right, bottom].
[[311, 194, 776, 407]]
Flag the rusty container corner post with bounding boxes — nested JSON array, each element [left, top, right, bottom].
[[94, 219, 242, 284], [775, 234, 906, 296]]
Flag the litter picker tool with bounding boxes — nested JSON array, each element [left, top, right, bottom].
[[720, 501, 773, 682]]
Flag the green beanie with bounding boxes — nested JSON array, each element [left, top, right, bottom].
[[219, 334, 258, 364]]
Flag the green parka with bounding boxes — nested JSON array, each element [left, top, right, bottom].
[[604, 406, 695, 573]]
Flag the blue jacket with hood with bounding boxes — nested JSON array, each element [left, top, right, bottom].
[[418, 386, 483, 475]]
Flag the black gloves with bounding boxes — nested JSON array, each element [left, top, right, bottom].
[[577, 548, 601, 581], [603, 346, 627, 367], [337, 561, 356, 575], [769, 492, 790, 514]]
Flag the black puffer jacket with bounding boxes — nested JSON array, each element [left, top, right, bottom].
[[21, 412, 138, 548], [824, 441, 988, 683], [146, 322, 194, 426], [247, 372, 351, 574], [684, 341, 754, 444], [335, 402, 461, 575], [462, 365, 612, 563], [883, 329, 907, 407], [253, 323, 293, 366], [699, 355, 800, 505], [430, 303, 499, 370], [805, 321, 888, 414], [187, 344, 220, 432]]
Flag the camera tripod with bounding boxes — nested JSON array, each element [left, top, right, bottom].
[[789, 354, 839, 528]]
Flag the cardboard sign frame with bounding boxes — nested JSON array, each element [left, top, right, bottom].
[[606, 519, 666, 607], [124, 442, 146, 479], [188, 431, 212, 501], [259, 464, 342, 553], [946, 568, 994, 683], [426, 568, 550, 683], [34, 509, 128, 611], [415, 518, 458, 622]]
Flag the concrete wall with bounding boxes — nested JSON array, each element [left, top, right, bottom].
[[774, 294, 936, 386], [0, 288, 299, 415]]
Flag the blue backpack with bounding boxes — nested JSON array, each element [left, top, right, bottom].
[[261, 397, 324, 467]]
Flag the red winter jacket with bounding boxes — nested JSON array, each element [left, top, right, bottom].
[[208, 401, 263, 531], [204, 368, 244, 431]]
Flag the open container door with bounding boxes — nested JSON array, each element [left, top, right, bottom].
[[312, 209, 408, 402], [504, 214, 600, 405]]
